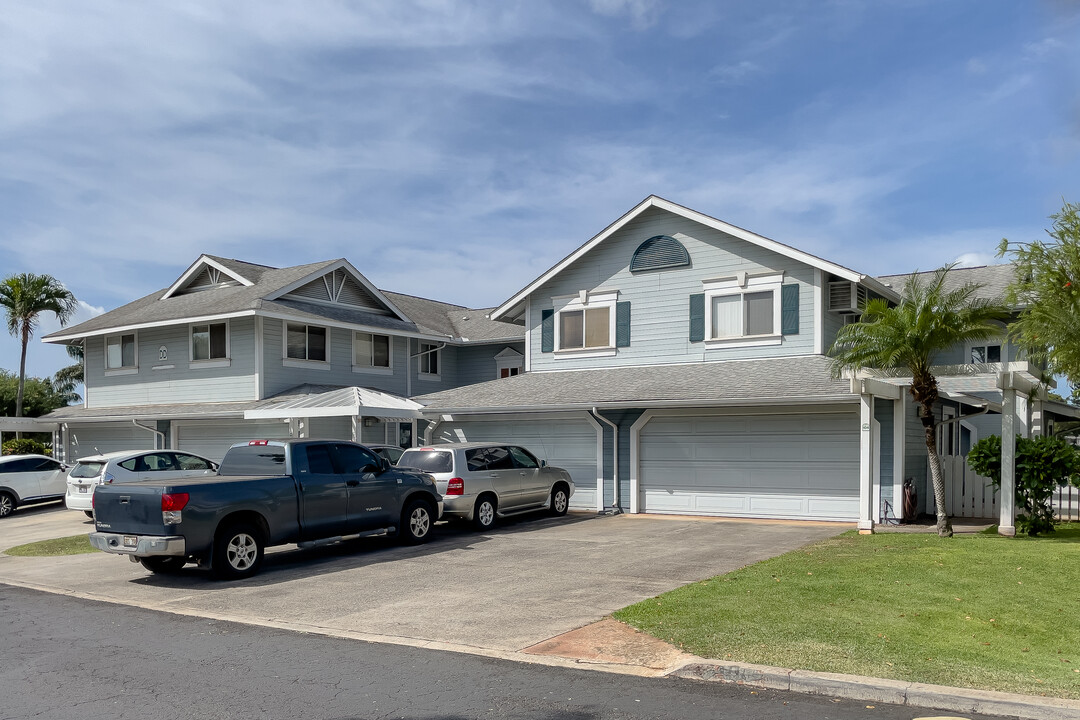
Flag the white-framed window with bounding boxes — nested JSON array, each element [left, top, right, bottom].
[[554, 289, 617, 358], [418, 342, 440, 379], [190, 321, 230, 367], [105, 332, 138, 374], [284, 322, 328, 366], [353, 332, 392, 374], [703, 273, 783, 348], [969, 343, 1002, 363]]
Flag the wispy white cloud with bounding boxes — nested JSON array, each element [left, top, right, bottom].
[[708, 60, 763, 85], [588, 0, 663, 29]]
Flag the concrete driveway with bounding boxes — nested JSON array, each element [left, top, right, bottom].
[[0, 504, 842, 658]]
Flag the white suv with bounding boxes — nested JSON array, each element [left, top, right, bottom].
[[0, 454, 68, 518], [398, 443, 574, 530], [65, 450, 218, 518]]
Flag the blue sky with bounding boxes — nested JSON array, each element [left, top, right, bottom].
[[2, 0, 1078, 381]]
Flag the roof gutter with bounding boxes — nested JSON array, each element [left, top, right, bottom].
[[132, 419, 166, 450]]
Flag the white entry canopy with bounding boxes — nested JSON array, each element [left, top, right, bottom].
[[245, 385, 423, 421]]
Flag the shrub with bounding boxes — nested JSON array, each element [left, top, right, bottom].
[[1, 438, 49, 456], [968, 434, 1080, 536]]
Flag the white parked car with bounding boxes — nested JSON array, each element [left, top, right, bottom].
[[0, 454, 68, 518], [65, 450, 219, 518]]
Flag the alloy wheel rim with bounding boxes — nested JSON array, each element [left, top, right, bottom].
[[0, 497, 11, 516], [410, 507, 430, 537], [479, 501, 494, 526], [555, 491, 567, 513], [227, 533, 257, 570]]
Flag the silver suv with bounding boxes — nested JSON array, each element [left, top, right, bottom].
[[397, 443, 574, 530]]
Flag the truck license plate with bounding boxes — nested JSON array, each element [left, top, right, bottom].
[[123, 536, 138, 548]]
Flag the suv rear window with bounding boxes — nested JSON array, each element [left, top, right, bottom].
[[398, 450, 453, 474], [70, 461, 106, 478]]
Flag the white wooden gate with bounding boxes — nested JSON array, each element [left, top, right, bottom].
[[940, 455, 998, 518], [1053, 484, 1080, 521]]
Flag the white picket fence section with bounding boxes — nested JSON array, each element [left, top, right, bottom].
[[939, 454, 1080, 521], [1053, 484, 1080, 521], [939, 455, 998, 519]]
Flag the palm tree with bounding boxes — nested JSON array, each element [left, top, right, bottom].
[[0, 273, 79, 421], [829, 265, 1010, 537]]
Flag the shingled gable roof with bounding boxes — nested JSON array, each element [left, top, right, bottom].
[[415, 355, 855, 412], [43, 256, 524, 345], [490, 195, 900, 322]]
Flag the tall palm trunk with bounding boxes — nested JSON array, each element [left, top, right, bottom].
[[920, 404, 953, 537], [15, 322, 29, 439]]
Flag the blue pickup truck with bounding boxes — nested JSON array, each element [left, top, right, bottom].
[[89, 439, 443, 579]]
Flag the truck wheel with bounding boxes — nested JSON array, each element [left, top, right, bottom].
[[473, 495, 496, 531], [401, 499, 434, 545], [0, 491, 15, 518], [212, 522, 264, 580], [550, 484, 569, 516], [140, 556, 186, 575]]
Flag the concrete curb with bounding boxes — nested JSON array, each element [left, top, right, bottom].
[[670, 661, 1080, 720]]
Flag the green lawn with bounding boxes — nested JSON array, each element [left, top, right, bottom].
[[614, 523, 1080, 699], [4, 534, 95, 557]]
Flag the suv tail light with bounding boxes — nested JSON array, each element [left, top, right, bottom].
[[161, 492, 189, 525], [446, 477, 464, 495]]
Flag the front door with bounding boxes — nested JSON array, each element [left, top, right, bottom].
[[331, 443, 396, 531]]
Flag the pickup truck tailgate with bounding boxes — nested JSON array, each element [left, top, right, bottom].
[[93, 483, 168, 535]]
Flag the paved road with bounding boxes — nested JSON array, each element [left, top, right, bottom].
[[2, 585, 998, 720]]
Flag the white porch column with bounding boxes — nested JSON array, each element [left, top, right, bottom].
[[892, 391, 907, 521], [858, 393, 876, 533], [351, 416, 360, 443], [998, 378, 1017, 537], [1015, 395, 1031, 439]]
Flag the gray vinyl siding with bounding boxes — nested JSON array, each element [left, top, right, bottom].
[[936, 337, 1018, 365], [85, 318, 257, 408], [874, 399, 894, 518], [527, 206, 818, 372], [821, 308, 847, 355], [261, 320, 410, 398], [455, 343, 525, 386]]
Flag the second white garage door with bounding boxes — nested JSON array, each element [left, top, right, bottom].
[[432, 414, 600, 511], [639, 410, 860, 521], [175, 420, 293, 463]]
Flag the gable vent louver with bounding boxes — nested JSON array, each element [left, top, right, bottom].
[[174, 266, 241, 296], [284, 269, 384, 312], [629, 235, 691, 273], [828, 281, 867, 313]]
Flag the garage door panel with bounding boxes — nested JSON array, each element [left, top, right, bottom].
[[70, 423, 156, 457], [177, 421, 291, 463], [640, 410, 859, 521]]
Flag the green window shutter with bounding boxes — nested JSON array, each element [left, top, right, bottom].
[[541, 309, 554, 352], [689, 293, 705, 342], [781, 284, 800, 335], [615, 301, 631, 347]]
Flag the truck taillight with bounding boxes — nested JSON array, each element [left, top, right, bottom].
[[162, 492, 189, 525], [446, 478, 464, 495], [161, 493, 189, 511]]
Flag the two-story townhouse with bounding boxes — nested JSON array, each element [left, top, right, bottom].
[[40, 255, 524, 463], [414, 196, 1076, 534]]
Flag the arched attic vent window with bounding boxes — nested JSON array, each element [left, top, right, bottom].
[[629, 235, 690, 272]]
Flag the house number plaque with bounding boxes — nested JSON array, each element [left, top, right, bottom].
[[159, 346, 168, 361]]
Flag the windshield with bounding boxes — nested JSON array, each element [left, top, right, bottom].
[[70, 461, 106, 479], [398, 450, 453, 474]]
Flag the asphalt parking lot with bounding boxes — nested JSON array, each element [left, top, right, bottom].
[[0, 503, 842, 656]]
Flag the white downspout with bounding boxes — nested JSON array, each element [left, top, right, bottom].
[[592, 408, 619, 514], [132, 419, 166, 450]]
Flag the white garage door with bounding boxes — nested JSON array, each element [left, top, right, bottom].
[[434, 415, 599, 510], [176, 420, 292, 463], [639, 411, 859, 521], [69, 422, 156, 458]]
